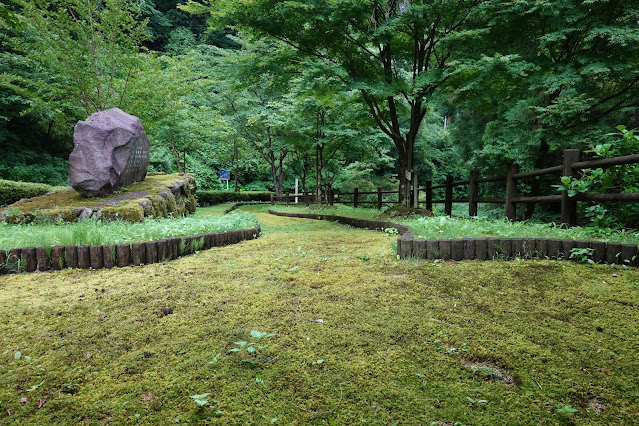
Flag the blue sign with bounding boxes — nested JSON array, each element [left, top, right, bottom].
[[218, 170, 230, 180]]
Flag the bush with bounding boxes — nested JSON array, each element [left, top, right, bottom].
[[0, 179, 55, 206], [196, 191, 273, 205]]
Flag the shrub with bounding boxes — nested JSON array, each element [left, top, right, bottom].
[[196, 191, 273, 205], [0, 180, 55, 206]]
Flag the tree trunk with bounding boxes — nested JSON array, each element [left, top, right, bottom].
[[170, 137, 183, 174], [520, 138, 550, 220], [277, 152, 287, 196], [233, 139, 239, 192]]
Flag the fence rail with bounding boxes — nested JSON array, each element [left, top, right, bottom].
[[271, 149, 638, 227]]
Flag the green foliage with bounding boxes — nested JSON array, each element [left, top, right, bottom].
[[0, 179, 55, 206], [196, 191, 273, 205], [16, 0, 149, 116], [569, 247, 596, 265], [557, 126, 639, 228], [228, 330, 277, 367]]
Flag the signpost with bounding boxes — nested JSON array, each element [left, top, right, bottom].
[[218, 170, 230, 190]]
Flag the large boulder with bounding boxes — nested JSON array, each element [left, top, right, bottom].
[[68, 108, 150, 197]]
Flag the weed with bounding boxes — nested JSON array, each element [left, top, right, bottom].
[[208, 353, 221, 365], [556, 404, 578, 415], [190, 393, 213, 407], [570, 247, 596, 264], [228, 330, 277, 367]]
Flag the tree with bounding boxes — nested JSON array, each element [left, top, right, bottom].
[[182, 0, 485, 205], [448, 0, 639, 218], [198, 36, 299, 196], [17, 0, 149, 116]]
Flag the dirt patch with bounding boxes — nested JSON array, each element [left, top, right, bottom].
[[588, 398, 604, 414], [464, 360, 517, 385]]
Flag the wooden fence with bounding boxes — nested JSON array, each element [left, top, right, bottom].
[[271, 149, 639, 226]]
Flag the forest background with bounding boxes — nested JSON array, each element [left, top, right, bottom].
[[0, 0, 637, 225]]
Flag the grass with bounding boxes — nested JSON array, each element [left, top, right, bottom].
[[1, 205, 638, 424], [272, 203, 639, 245], [0, 208, 257, 250]]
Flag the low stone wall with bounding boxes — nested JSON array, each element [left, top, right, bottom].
[[268, 210, 638, 267], [0, 226, 261, 274], [2, 173, 197, 224]]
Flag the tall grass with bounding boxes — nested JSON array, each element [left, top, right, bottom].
[[406, 215, 639, 244], [0, 212, 258, 250], [270, 203, 639, 245]]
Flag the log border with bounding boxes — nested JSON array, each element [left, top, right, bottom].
[[0, 226, 261, 274], [267, 210, 638, 267]]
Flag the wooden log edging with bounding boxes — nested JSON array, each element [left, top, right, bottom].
[[0, 226, 261, 275], [223, 202, 269, 214], [267, 210, 410, 235], [267, 210, 638, 267]]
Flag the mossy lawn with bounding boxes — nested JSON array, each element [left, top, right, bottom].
[[1, 205, 638, 424]]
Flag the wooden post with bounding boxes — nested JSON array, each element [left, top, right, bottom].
[[304, 190, 309, 206], [354, 187, 359, 208], [444, 175, 453, 216], [412, 171, 419, 208], [561, 149, 580, 227], [505, 163, 518, 220], [328, 186, 334, 205], [285, 192, 290, 206], [377, 187, 383, 209], [469, 170, 479, 217], [425, 180, 432, 212], [270, 194, 274, 205]]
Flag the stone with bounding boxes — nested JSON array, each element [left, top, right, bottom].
[[68, 108, 150, 197]]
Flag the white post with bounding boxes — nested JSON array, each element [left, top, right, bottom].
[[226, 180, 229, 190], [295, 179, 299, 204]]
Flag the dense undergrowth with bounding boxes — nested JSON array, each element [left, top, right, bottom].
[[0, 206, 638, 424], [0, 209, 257, 250], [272, 204, 639, 245]]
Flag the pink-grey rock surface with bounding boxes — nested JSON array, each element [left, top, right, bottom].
[[68, 108, 150, 197]]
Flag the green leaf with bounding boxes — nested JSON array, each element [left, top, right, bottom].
[[246, 346, 255, 353], [190, 393, 211, 400], [14, 351, 21, 360]]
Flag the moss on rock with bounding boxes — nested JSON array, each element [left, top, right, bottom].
[[1, 173, 197, 224], [101, 204, 144, 222]]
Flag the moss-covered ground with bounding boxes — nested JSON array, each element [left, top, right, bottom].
[[1, 205, 638, 424]]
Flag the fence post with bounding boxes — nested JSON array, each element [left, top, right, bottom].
[[329, 187, 334, 205], [445, 175, 453, 216], [469, 170, 479, 217], [285, 192, 290, 206], [377, 187, 382, 209], [425, 180, 432, 212], [412, 171, 419, 208], [561, 149, 580, 227], [304, 190, 309, 206], [505, 163, 518, 220], [354, 187, 359, 208], [270, 194, 274, 205]]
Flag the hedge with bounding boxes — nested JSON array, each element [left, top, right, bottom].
[[0, 180, 55, 206], [196, 191, 273, 205]]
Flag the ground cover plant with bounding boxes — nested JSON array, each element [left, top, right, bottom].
[[272, 204, 639, 245], [1, 205, 638, 424], [0, 208, 257, 250]]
